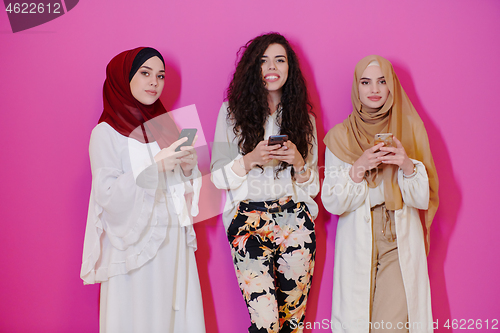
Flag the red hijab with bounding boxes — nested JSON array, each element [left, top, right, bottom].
[[98, 47, 178, 147]]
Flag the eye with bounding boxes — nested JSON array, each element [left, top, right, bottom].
[[158, 74, 165, 80], [277, 58, 286, 63], [260, 58, 267, 64], [141, 71, 150, 77], [360, 81, 369, 85], [379, 80, 386, 84]]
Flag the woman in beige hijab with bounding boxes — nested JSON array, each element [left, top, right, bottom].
[[321, 55, 438, 333]]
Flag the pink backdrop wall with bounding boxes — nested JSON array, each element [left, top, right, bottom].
[[1, 0, 499, 332]]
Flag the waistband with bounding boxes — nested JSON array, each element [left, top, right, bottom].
[[239, 196, 296, 213], [371, 203, 396, 242]]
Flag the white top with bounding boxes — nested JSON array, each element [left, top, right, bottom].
[[81, 122, 205, 332], [81, 122, 201, 284], [210, 102, 320, 230]]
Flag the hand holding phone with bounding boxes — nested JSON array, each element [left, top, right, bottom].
[[175, 128, 198, 152], [268, 134, 288, 147]]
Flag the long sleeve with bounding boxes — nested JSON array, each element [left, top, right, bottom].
[[82, 123, 203, 284], [398, 159, 429, 210], [210, 103, 247, 191], [89, 124, 160, 251], [178, 165, 202, 217], [82, 123, 166, 284], [321, 148, 369, 215], [294, 116, 319, 198]]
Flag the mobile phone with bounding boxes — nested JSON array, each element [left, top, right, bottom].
[[268, 134, 288, 146], [374, 133, 394, 148], [175, 128, 197, 151]]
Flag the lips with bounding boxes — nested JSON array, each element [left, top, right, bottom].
[[145, 90, 157, 96], [264, 74, 280, 82], [368, 96, 381, 101]]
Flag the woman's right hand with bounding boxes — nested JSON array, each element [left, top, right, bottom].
[[154, 137, 189, 172], [349, 143, 386, 183], [245, 140, 281, 168], [232, 140, 280, 176]]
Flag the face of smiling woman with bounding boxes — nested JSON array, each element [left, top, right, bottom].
[[261, 43, 289, 96], [358, 64, 389, 111], [130, 56, 165, 105]]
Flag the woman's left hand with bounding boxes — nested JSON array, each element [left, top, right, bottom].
[[180, 135, 198, 177], [270, 140, 306, 171], [379, 136, 415, 175]]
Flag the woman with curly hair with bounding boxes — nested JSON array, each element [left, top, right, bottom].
[[211, 33, 319, 332]]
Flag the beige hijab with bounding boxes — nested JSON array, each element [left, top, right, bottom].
[[324, 55, 438, 253]]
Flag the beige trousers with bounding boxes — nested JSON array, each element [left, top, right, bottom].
[[370, 204, 408, 332]]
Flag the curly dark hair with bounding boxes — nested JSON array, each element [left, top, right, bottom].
[[226, 32, 315, 176]]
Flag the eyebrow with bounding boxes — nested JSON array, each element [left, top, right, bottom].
[[360, 76, 385, 80], [261, 55, 287, 58], [140, 65, 165, 72]]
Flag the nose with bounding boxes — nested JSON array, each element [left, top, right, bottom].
[[150, 76, 158, 86], [268, 60, 276, 70], [371, 83, 380, 93]]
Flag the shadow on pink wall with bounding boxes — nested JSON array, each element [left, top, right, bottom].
[[194, 216, 220, 332], [158, 56, 182, 113], [393, 62, 462, 331], [292, 37, 333, 330]]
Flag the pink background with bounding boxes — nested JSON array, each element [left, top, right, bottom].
[[1, 0, 499, 332]]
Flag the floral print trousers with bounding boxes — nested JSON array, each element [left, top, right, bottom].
[[227, 199, 316, 333]]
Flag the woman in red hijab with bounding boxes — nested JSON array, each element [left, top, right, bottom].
[[80, 47, 205, 332]]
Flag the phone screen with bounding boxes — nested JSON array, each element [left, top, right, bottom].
[[175, 128, 197, 151], [268, 134, 288, 146], [374, 133, 394, 148]]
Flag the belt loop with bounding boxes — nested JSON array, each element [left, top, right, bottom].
[[266, 204, 283, 213]]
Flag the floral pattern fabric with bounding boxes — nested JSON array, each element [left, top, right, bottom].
[[227, 201, 316, 333]]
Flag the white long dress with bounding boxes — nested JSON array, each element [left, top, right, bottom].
[[80, 122, 205, 333]]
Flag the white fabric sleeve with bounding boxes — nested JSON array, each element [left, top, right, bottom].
[[294, 115, 320, 198], [398, 159, 430, 210], [178, 164, 202, 217], [321, 148, 369, 215], [127, 137, 161, 189], [89, 125, 158, 251], [210, 103, 247, 190]]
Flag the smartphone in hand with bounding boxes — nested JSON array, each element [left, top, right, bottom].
[[374, 133, 394, 148], [268, 134, 288, 147], [175, 128, 197, 152]]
